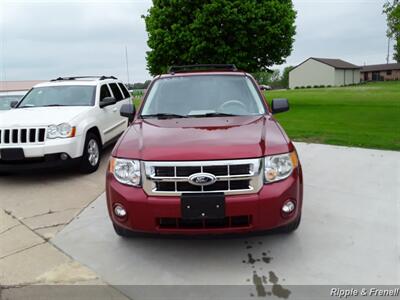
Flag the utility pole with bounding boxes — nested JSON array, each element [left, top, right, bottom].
[[386, 37, 391, 64], [125, 45, 130, 84]]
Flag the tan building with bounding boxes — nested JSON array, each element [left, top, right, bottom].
[[289, 58, 361, 89], [360, 63, 400, 81], [0, 80, 43, 92]]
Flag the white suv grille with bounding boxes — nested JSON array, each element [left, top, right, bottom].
[[142, 158, 263, 196], [0, 128, 46, 145]]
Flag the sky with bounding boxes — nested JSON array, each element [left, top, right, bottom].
[[0, 0, 393, 83]]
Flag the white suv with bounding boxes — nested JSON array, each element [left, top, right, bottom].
[[0, 76, 131, 173]]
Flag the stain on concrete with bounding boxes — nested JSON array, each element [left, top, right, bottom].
[[262, 252, 273, 263], [269, 271, 291, 299], [252, 271, 267, 297], [269, 271, 278, 284], [242, 241, 291, 298], [245, 253, 256, 264], [36, 261, 98, 284]]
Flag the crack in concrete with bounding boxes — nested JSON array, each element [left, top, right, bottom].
[[0, 242, 46, 260], [0, 223, 19, 235], [34, 223, 66, 230], [21, 207, 82, 221], [31, 223, 67, 231]]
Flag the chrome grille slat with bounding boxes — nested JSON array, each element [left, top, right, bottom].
[[0, 127, 46, 145], [143, 158, 263, 196]]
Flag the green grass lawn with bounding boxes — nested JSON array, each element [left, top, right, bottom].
[[266, 81, 400, 151], [133, 97, 141, 108]]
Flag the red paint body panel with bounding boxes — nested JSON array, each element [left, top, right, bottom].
[[113, 116, 292, 161]]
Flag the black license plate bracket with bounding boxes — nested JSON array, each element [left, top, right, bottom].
[[0, 148, 25, 161], [181, 193, 225, 220]]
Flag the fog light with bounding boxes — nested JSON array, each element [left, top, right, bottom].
[[60, 153, 68, 160], [114, 204, 127, 218], [282, 200, 295, 214]]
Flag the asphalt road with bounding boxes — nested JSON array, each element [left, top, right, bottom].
[[53, 143, 400, 300]]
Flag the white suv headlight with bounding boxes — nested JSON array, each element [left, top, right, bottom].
[[264, 152, 298, 183], [47, 123, 76, 139], [110, 158, 141, 187]]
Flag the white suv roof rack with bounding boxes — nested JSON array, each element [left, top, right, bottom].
[[50, 76, 118, 82]]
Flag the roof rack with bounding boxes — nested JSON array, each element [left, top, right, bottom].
[[168, 64, 238, 74], [50, 76, 117, 82]]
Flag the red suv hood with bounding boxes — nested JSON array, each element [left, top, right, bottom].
[[114, 115, 292, 161]]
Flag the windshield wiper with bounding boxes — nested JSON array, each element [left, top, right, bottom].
[[18, 104, 66, 108], [141, 113, 188, 119], [190, 112, 240, 117]]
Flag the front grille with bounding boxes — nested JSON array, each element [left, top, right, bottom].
[[158, 215, 252, 229], [143, 158, 262, 196], [0, 128, 46, 145]]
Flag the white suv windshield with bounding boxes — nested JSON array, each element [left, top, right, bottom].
[[141, 75, 265, 118], [18, 86, 95, 108]]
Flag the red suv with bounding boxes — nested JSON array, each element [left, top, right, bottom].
[[106, 64, 303, 236]]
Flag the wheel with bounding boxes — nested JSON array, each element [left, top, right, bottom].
[[279, 214, 301, 233], [79, 133, 101, 174], [113, 223, 132, 238]]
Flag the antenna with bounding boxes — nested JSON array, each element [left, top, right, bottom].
[[125, 46, 130, 84]]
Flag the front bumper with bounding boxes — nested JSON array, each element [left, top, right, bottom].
[[106, 166, 303, 235], [0, 137, 84, 172]]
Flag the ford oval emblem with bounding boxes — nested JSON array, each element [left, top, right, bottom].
[[188, 173, 217, 186]]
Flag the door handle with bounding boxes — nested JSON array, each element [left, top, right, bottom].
[[113, 108, 117, 112]]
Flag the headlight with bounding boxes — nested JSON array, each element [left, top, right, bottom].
[[264, 151, 298, 183], [47, 123, 76, 139], [109, 158, 141, 187]]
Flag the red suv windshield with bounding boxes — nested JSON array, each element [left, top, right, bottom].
[[141, 75, 265, 118]]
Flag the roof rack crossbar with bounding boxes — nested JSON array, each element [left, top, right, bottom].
[[168, 64, 238, 74], [50, 76, 117, 81]]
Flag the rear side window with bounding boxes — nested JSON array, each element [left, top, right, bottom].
[[109, 83, 123, 101], [100, 85, 111, 101], [118, 83, 131, 99]]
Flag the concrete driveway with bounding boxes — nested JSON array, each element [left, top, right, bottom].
[[0, 148, 130, 299], [52, 143, 400, 300]]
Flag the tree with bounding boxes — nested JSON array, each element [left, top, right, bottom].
[[144, 0, 296, 75], [252, 70, 280, 85], [384, 0, 400, 62], [132, 80, 152, 90]]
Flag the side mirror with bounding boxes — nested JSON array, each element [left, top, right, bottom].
[[271, 98, 289, 114], [100, 96, 117, 108], [10, 101, 19, 108], [120, 103, 136, 123]]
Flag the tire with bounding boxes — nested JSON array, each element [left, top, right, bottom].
[[279, 214, 301, 233], [113, 223, 132, 238], [79, 133, 101, 174]]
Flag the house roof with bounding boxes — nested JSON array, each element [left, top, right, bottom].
[[0, 80, 43, 92], [290, 58, 361, 72], [311, 58, 361, 69], [360, 63, 400, 72]]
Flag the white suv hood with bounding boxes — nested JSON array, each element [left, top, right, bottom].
[[0, 106, 93, 127]]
